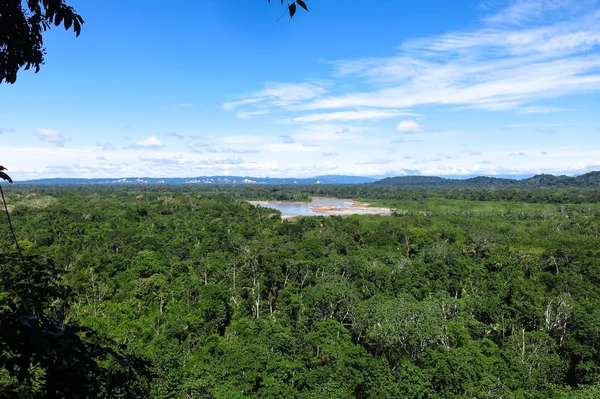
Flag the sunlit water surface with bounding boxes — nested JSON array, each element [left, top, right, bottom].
[[258, 198, 353, 218]]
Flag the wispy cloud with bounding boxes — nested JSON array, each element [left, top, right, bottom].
[[236, 110, 268, 119], [223, 82, 327, 111], [220, 135, 261, 144], [414, 157, 443, 164], [220, 147, 262, 154], [97, 142, 115, 151], [188, 141, 210, 152], [356, 158, 393, 165], [196, 157, 245, 165], [226, 1, 600, 115], [222, 98, 265, 111], [280, 135, 295, 144], [292, 109, 421, 123], [35, 129, 68, 147], [518, 105, 567, 114], [0, 127, 15, 134], [129, 136, 165, 149], [265, 143, 322, 153], [537, 128, 556, 134], [289, 124, 375, 145], [140, 156, 182, 166], [164, 132, 184, 139], [483, 0, 581, 25]]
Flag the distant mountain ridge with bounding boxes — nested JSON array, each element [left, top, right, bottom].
[[16, 175, 376, 185], [372, 172, 600, 188], [15, 172, 600, 187]]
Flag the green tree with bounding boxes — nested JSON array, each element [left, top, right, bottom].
[[0, 255, 152, 398]]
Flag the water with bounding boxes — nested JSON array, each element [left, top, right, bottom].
[[257, 197, 354, 218]]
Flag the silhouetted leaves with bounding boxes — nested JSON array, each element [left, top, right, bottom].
[[297, 0, 309, 11], [1, 1, 84, 84], [268, 0, 308, 19], [0, 172, 12, 184]]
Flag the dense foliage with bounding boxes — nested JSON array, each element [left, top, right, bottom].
[[2, 185, 600, 398], [11, 183, 600, 204]]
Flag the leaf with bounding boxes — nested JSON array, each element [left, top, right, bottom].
[[289, 2, 296, 18], [64, 14, 73, 30], [54, 12, 64, 27], [74, 19, 81, 37], [297, 0, 308, 11], [0, 172, 13, 183]]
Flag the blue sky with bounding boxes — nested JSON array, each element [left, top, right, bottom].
[[1, 0, 600, 179]]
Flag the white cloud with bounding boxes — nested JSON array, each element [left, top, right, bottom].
[[280, 135, 295, 144], [518, 105, 567, 114], [35, 129, 68, 147], [195, 157, 246, 165], [97, 142, 115, 151], [537, 128, 556, 134], [164, 132, 184, 139], [396, 120, 422, 133], [220, 135, 261, 144], [140, 156, 183, 166], [0, 127, 15, 134], [236, 110, 268, 119], [222, 98, 266, 111], [259, 82, 326, 104], [220, 147, 262, 154], [222, 82, 327, 111], [188, 141, 210, 152], [292, 109, 421, 123], [356, 159, 393, 165], [131, 136, 165, 148], [265, 143, 322, 153], [483, 0, 580, 26], [227, 2, 600, 114]]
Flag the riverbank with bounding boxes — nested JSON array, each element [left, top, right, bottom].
[[310, 199, 392, 216], [250, 197, 392, 217]]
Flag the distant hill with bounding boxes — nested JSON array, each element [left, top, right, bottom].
[[15, 172, 600, 187], [372, 172, 600, 188], [16, 175, 376, 185]]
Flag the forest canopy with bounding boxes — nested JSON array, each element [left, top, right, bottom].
[[1, 184, 600, 397]]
